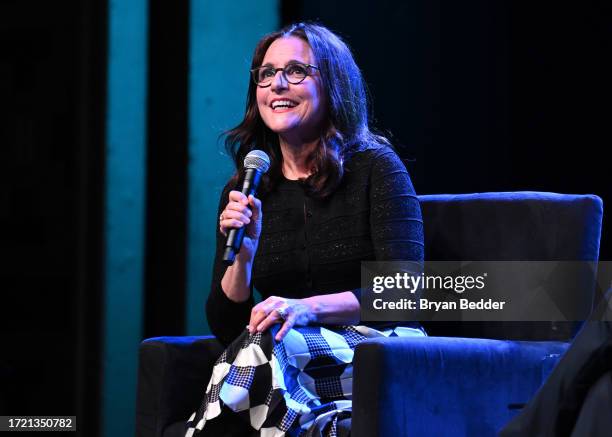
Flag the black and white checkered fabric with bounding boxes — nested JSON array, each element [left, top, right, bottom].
[[185, 324, 425, 437]]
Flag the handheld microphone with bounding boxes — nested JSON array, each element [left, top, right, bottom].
[[222, 150, 270, 265]]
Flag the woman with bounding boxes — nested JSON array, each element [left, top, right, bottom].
[[186, 22, 424, 437]]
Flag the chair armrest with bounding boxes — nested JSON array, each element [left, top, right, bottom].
[[352, 337, 569, 437], [136, 336, 224, 437]]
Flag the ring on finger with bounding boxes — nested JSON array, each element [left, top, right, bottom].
[[276, 306, 289, 321]]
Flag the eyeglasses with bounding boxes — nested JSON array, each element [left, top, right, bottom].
[[251, 62, 320, 87]]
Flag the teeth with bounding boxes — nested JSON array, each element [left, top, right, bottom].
[[271, 100, 297, 109]]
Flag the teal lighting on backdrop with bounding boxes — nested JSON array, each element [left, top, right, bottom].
[[100, 1, 278, 433], [186, 0, 278, 335], [101, 0, 148, 436]]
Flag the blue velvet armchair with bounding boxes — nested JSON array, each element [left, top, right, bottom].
[[136, 192, 603, 437]]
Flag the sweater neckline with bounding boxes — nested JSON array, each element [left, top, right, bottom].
[[280, 174, 305, 184]]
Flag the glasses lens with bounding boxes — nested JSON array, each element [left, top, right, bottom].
[[252, 64, 311, 86], [255, 67, 275, 85], [284, 64, 308, 84]]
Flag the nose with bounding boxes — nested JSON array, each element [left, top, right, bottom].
[[270, 69, 288, 92]]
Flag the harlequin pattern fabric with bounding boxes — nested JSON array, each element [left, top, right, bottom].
[[185, 324, 425, 437]]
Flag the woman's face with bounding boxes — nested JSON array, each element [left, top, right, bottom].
[[256, 36, 326, 144]]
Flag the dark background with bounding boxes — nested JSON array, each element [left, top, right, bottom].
[[1, 0, 609, 435]]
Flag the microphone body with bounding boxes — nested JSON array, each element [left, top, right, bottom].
[[222, 150, 270, 265]]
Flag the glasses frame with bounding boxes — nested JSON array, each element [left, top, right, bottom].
[[250, 62, 320, 87]]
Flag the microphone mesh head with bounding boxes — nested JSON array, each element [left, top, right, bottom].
[[244, 150, 271, 173]]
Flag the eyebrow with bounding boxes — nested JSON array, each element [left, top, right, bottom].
[[260, 59, 307, 68]]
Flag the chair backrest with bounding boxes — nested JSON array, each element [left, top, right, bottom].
[[418, 192, 603, 340]]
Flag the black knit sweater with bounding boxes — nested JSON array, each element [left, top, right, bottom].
[[206, 143, 424, 345]]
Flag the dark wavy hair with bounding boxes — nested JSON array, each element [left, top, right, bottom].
[[225, 22, 389, 198]]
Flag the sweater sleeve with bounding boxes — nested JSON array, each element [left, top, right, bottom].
[[351, 146, 425, 304], [369, 146, 424, 262], [205, 183, 255, 346]]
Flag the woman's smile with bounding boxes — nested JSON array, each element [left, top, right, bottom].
[[270, 98, 299, 112]]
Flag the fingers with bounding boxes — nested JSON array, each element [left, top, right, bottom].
[[248, 305, 270, 332], [228, 190, 249, 204], [220, 191, 254, 234], [275, 316, 295, 342], [247, 297, 300, 341], [255, 307, 287, 334], [248, 297, 285, 333], [248, 194, 262, 222], [222, 208, 251, 226]]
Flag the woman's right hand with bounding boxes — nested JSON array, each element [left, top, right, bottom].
[[219, 191, 262, 260]]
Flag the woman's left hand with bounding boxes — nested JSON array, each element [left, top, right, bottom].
[[248, 296, 317, 342]]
